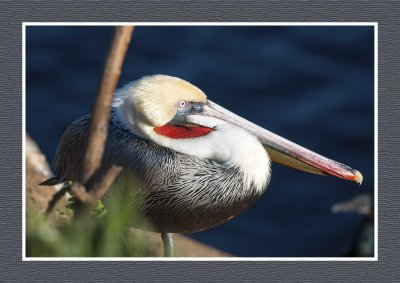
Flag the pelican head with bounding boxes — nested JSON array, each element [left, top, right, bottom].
[[114, 75, 362, 191]]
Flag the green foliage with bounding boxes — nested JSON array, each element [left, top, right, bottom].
[[91, 200, 108, 219], [26, 189, 153, 257]]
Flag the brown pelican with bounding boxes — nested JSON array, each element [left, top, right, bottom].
[[52, 74, 363, 256]]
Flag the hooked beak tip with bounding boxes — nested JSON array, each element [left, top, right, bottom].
[[352, 170, 363, 185]]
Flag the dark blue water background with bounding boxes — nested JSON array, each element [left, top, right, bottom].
[[26, 26, 374, 257]]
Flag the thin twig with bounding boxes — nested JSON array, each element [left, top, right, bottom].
[[70, 165, 123, 206], [92, 165, 123, 202], [81, 26, 134, 185]]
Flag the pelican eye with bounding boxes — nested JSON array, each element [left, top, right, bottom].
[[178, 101, 187, 108]]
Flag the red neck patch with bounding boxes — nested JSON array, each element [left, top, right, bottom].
[[154, 125, 213, 139]]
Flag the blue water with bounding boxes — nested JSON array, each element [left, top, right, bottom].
[[26, 26, 374, 257]]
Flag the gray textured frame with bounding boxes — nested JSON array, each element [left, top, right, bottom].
[[1, 1, 397, 282]]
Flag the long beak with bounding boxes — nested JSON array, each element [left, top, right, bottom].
[[199, 100, 363, 184]]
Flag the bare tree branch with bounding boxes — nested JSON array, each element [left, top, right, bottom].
[[81, 26, 134, 185], [45, 26, 134, 214]]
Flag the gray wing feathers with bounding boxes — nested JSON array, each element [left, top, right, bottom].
[[54, 115, 181, 195]]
